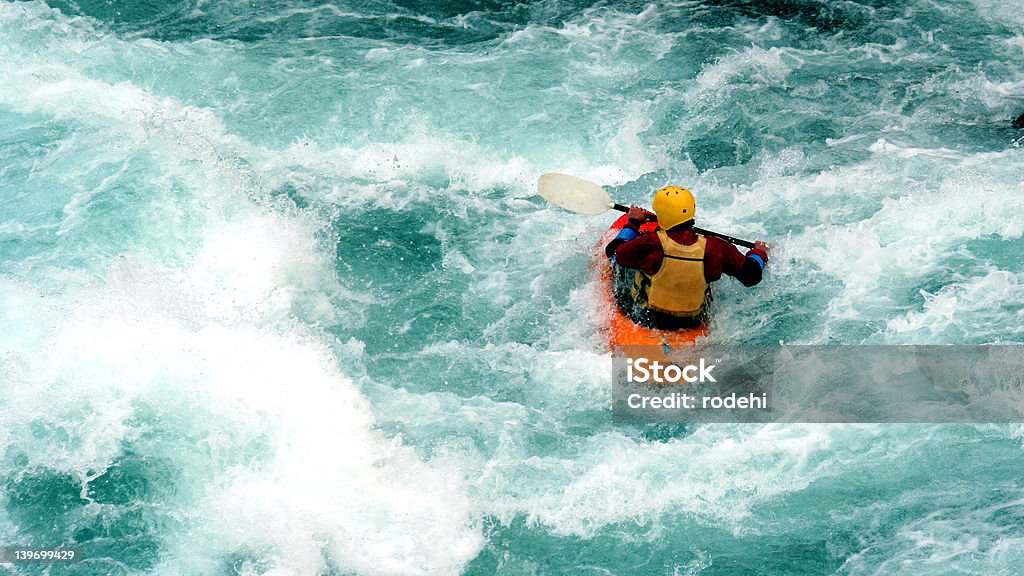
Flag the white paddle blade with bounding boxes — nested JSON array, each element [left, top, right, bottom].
[[537, 173, 614, 215]]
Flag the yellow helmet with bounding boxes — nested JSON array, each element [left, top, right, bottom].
[[652, 185, 696, 230]]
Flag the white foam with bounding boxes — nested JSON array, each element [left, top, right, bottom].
[[690, 46, 794, 105], [474, 425, 896, 538], [886, 269, 1024, 341], [840, 494, 1024, 574], [0, 4, 483, 571], [752, 142, 1024, 341], [2, 246, 483, 576], [967, 0, 1024, 32], [258, 137, 537, 207]]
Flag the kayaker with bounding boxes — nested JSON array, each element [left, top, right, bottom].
[[604, 186, 769, 329]]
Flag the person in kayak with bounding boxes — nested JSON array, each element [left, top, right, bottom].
[[604, 185, 769, 329]]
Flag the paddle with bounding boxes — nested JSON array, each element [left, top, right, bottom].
[[537, 173, 756, 249]]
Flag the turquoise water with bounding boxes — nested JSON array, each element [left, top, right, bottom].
[[2, 0, 1024, 573]]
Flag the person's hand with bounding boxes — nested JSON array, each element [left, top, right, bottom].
[[627, 205, 650, 221], [753, 240, 769, 256], [626, 204, 651, 220]]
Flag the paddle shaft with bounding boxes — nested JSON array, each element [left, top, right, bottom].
[[611, 203, 755, 249]]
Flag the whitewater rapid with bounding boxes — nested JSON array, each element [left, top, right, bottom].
[[2, 0, 1024, 574]]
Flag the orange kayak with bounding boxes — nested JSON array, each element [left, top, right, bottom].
[[596, 214, 707, 351]]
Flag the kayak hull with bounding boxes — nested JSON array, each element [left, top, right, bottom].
[[596, 214, 707, 350]]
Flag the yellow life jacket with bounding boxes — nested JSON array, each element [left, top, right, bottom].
[[631, 230, 709, 318]]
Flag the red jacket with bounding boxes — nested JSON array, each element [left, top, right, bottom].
[[611, 222, 767, 287]]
